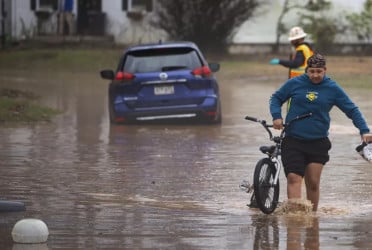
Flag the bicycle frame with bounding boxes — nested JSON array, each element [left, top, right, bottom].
[[271, 156, 282, 188], [256, 125, 283, 191], [246, 113, 313, 179], [243, 113, 312, 213]]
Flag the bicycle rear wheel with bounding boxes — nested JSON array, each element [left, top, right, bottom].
[[253, 158, 279, 214]]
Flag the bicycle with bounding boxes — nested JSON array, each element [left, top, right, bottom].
[[240, 113, 312, 214]]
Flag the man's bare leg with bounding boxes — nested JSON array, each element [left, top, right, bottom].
[[304, 163, 323, 211], [287, 172, 303, 199]]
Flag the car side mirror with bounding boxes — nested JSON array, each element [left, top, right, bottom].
[[100, 70, 115, 80], [209, 63, 220, 72]]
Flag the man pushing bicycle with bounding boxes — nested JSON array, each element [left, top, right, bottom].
[[269, 53, 372, 212]]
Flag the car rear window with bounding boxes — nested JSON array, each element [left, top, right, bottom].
[[123, 47, 203, 73]]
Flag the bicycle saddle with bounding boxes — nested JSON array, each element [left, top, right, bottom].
[[259, 145, 276, 154]]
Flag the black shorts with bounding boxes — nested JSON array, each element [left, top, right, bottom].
[[281, 136, 331, 177]]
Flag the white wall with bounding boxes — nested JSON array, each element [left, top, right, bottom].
[[233, 0, 365, 44], [7, 0, 366, 44], [10, 0, 79, 39], [102, 0, 166, 45], [10, 0, 36, 39]]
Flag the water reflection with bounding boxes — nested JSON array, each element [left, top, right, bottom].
[[1, 69, 372, 249], [251, 214, 279, 249], [284, 215, 319, 250], [250, 212, 320, 250], [12, 243, 49, 250]]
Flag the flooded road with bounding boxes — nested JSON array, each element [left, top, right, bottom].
[[1, 69, 372, 249]]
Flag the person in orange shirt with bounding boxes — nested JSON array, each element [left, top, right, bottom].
[[269, 26, 313, 79]]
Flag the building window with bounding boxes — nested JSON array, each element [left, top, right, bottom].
[[31, 0, 58, 11], [122, 0, 153, 12]]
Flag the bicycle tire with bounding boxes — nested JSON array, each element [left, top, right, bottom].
[[253, 158, 280, 214]]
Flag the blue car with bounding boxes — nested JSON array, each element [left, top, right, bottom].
[[100, 41, 222, 124]]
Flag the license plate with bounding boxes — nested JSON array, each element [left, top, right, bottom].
[[154, 85, 174, 95]]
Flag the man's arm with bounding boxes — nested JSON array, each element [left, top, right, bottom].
[[279, 51, 305, 68]]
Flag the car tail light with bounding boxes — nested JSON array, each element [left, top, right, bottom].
[[115, 71, 135, 80], [192, 66, 212, 77], [114, 117, 126, 122], [207, 111, 217, 117]]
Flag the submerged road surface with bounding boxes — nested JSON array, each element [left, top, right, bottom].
[[1, 69, 372, 249]]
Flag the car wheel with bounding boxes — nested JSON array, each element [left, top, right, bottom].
[[213, 102, 222, 124], [205, 104, 222, 124], [214, 112, 222, 124], [209, 112, 222, 124], [108, 103, 117, 124]]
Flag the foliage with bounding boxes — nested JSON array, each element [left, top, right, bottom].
[[151, 0, 266, 54], [274, 0, 300, 53], [274, 0, 340, 53], [299, 0, 340, 52], [346, 0, 372, 42]]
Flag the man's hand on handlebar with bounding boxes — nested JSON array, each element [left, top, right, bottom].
[[362, 133, 372, 143], [273, 119, 283, 130]]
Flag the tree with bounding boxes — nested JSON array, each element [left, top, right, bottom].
[[151, 0, 266, 54], [274, 0, 339, 53], [299, 0, 338, 52], [346, 0, 372, 42], [273, 0, 301, 53]]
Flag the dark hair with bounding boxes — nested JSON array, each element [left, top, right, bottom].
[[307, 53, 326, 68]]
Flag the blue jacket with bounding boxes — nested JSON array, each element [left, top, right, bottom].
[[270, 74, 370, 140]]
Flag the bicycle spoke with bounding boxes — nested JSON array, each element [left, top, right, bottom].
[[258, 165, 275, 208], [254, 158, 280, 214]]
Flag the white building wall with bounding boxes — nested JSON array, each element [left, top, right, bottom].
[[102, 0, 166, 45], [9, 0, 78, 39], [10, 0, 36, 39], [5, 0, 367, 44], [233, 0, 365, 44]]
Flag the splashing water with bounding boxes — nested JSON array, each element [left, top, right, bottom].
[[274, 198, 350, 216], [274, 199, 313, 215]]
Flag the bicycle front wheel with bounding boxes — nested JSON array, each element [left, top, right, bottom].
[[253, 158, 280, 214]]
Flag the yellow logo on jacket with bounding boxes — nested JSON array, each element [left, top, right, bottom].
[[306, 91, 318, 101]]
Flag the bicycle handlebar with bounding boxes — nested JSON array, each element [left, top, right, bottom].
[[291, 113, 313, 123], [245, 112, 312, 141], [245, 113, 312, 127], [245, 116, 273, 127], [245, 116, 259, 122]]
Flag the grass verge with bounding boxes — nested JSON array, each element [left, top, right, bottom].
[[0, 88, 61, 125]]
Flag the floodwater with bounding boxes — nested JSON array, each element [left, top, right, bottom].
[[0, 68, 372, 250]]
